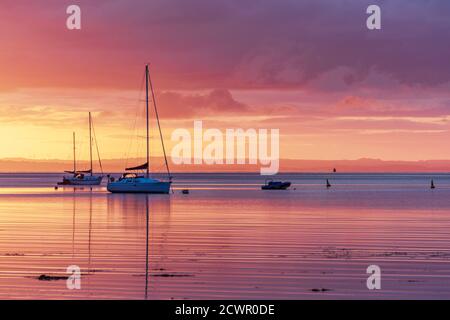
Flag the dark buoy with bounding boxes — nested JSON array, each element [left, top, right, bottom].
[[326, 179, 331, 188], [431, 180, 435, 189], [333, 168, 336, 173], [54, 186, 58, 190], [182, 189, 190, 195]]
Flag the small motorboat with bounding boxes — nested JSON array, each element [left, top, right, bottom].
[[261, 179, 291, 190]]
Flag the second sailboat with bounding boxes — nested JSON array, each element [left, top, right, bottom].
[[58, 112, 104, 186]]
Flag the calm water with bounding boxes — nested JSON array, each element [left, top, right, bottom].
[[1, 172, 450, 299]]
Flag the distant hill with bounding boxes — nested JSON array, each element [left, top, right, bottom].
[[0, 157, 449, 173]]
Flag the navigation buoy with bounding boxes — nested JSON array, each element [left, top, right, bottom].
[[431, 180, 436, 189], [326, 179, 331, 188]]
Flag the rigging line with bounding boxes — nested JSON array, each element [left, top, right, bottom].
[[91, 118, 104, 175], [147, 66, 172, 180], [76, 138, 85, 170], [125, 69, 146, 169], [137, 105, 146, 162], [133, 74, 147, 167], [126, 72, 145, 168]]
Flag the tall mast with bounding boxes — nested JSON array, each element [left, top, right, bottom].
[[89, 112, 93, 176], [145, 65, 150, 178], [73, 132, 76, 173]]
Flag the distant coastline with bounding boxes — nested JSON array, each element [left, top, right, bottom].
[[1, 157, 450, 173]]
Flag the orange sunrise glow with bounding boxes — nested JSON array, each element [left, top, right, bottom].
[[1, 1, 450, 171]]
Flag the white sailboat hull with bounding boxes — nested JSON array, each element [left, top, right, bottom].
[[107, 178, 171, 194], [59, 175, 103, 186]]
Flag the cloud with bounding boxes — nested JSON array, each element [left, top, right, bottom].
[[1, 0, 450, 92], [157, 89, 248, 118]]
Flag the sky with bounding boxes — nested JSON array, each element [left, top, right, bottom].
[[1, 0, 450, 167]]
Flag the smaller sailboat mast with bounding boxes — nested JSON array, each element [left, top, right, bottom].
[[73, 132, 76, 173], [89, 112, 93, 176]]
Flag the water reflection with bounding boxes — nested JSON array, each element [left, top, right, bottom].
[[69, 189, 94, 295], [88, 191, 93, 293], [72, 190, 76, 260], [2, 176, 450, 299], [145, 195, 149, 300], [105, 193, 171, 299]]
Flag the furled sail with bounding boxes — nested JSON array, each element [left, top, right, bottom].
[[125, 163, 149, 171], [65, 169, 92, 174]]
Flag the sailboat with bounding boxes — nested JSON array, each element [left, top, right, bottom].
[[107, 64, 172, 194], [58, 113, 104, 186]]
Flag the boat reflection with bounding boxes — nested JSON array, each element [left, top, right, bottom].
[[106, 193, 171, 299]]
